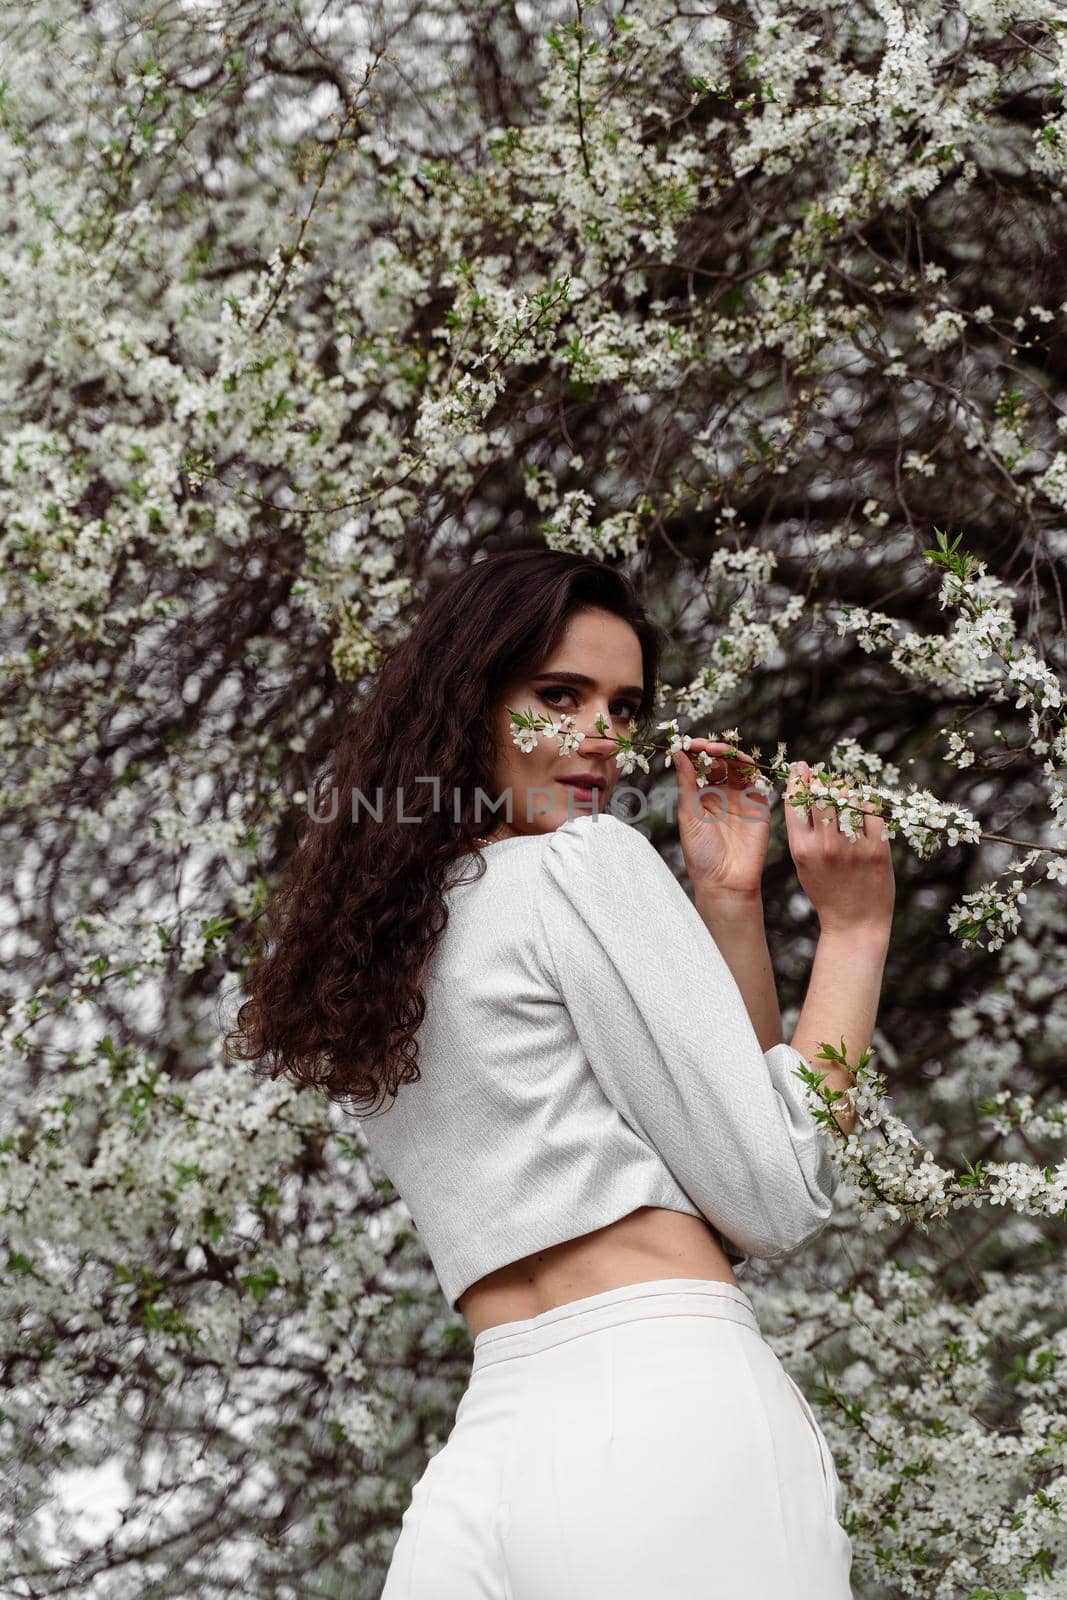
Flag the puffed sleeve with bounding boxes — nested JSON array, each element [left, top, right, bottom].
[[535, 814, 841, 1261]]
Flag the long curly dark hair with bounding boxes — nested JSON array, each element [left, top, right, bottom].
[[223, 548, 664, 1117]]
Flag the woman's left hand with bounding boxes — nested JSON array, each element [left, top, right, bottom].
[[672, 740, 771, 902]]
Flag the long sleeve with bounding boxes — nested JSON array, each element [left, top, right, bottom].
[[534, 814, 840, 1262]]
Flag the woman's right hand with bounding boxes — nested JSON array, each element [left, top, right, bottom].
[[783, 761, 895, 936]]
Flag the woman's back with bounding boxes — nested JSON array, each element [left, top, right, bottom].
[[356, 813, 840, 1325]]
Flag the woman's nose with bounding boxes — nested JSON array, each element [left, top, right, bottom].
[[579, 721, 620, 753]]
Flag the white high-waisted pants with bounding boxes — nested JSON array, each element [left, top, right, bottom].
[[380, 1277, 854, 1599]]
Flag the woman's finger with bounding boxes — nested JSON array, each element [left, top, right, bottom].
[[687, 745, 730, 785], [687, 740, 757, 785], [847, 787, 876, 840], [784, 762, 812, 831], [809, 769, 840, 832], [836, 784, 885, 839]]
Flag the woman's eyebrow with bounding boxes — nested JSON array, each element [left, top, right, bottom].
[[529, 670, 644, 699]]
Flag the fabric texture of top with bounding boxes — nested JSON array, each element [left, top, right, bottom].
[[356, 812, 841, 1312]]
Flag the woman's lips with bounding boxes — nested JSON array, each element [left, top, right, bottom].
[[557, 779, 602, 801]]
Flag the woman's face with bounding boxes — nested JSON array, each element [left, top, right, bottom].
[[481, 607, 647, 841]]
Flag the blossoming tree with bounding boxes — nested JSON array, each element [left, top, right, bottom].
[[1, 0, 1065, 1595]]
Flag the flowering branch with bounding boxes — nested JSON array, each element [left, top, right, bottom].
[[505, 705, 1067, 860], [797, 1045, 1067, 1230]]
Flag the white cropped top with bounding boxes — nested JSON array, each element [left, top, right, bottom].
[[356, 812, 840, 1312]]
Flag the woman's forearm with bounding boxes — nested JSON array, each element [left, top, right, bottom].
[[788, 926, 891, 1138], [695, 891, 783, 1053], [697, 888, 891, 1139]]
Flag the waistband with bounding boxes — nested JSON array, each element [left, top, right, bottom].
[[470, 1277, 761, 1371]]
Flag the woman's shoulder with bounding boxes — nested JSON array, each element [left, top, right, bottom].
[[449, 814, 661, 898], [541, 811, 666, 894], [546, 810, 658, 859]]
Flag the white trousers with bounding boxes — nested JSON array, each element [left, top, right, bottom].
[[380, 1277, 854, 1599]]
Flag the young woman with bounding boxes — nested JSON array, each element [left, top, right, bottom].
[[229, 548, 894, 1599]]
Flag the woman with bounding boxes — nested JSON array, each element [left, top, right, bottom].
[[228, 548, 894, 1598]]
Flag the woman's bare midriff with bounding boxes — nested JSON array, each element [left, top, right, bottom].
[[455, 1205, 740, 1341]]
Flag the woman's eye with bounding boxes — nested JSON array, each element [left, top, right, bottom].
[[539, 687, 638, 721]]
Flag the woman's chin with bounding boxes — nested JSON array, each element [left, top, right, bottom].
[[551, 786, 610, 823]]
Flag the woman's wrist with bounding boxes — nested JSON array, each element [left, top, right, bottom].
[[694, 885, 764, 923], [816, 918, 892, 953]]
